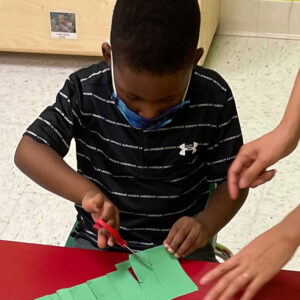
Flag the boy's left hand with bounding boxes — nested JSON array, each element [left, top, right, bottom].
[[163, 216, 210, 258]]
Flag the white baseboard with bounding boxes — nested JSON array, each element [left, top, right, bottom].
[[217, 30, 300, 41]]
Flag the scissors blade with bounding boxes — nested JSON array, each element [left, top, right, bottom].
[[125, 245, 152, 269]]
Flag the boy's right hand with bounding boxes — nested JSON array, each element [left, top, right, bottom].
[[82, 190, 120, 249]]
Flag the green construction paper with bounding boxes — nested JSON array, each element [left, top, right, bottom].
[[129, 245, 198, 299], [87, 275, 121, 300], [69, 283, 97, 300], [115, 260, 131, 271], [36, 245, 197, 300], [56, 288, 73, 300], [129, 252, 163, 300], [50, 294, 61, 300], [107, 268, 143, 300]]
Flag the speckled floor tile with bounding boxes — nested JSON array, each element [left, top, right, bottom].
[[1, 192, 77, 246], [0, 192, 22, 223]]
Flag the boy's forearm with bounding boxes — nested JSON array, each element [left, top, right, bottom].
[[15, 136, 100, 205], [195, 181, 248, 238]]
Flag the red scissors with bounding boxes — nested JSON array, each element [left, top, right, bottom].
[[93, 218, 152, 268]]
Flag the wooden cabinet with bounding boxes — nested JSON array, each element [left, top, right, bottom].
[[0, 0, 219, 64]]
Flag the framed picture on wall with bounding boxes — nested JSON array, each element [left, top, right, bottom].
[[50, 12, 77, 39]]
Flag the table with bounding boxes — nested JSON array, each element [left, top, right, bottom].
[[1, 240, 299, 300]]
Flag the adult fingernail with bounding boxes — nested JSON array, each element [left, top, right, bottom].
[[168, 247, 174, 254], [239, 178, 247, 188], [200, 277, 208, 285], [174, 253, 180, 259], [163, 241, 169, 248]]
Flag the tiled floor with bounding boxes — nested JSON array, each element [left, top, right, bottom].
[[0, 35, 299, 271]]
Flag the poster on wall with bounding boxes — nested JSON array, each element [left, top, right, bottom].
[[50, 12, 77, 39]]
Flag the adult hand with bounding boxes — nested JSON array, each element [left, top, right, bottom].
[[82, 190, 120, 248], [200, 223, 299, 300], [163, 216, 210, 258], [228, 125, 298, 199]]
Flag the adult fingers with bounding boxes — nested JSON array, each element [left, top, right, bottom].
[[250, 169, 276, 188], [220, 272, 253, 300], [240, 276, 268, 300], [228, 153, 254, 199], [200, 256, 238, 285], [203, 267, 247, 300], [239, 158, 270, 189]]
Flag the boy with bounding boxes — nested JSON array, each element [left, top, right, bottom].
[[14, 0, 248, 261]]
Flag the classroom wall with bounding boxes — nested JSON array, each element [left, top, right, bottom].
[[218, 0, 300, 39]]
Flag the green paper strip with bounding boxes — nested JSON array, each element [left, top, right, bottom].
[[50, 294, 61, 300], [36, 245, 198, 300], [115, 260, 131, 271], [107, 268, 143, 300], [129, 252, 163, 300], [69, 283, 97, 300], [129, 245, 198, 300], [87, 275, 121, 300], [56, 288, 73, 300]]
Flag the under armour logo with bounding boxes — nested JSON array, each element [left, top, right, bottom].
[[179, 142, 199, 156]]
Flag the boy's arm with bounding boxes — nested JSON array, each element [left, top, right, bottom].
[[15, 76, 119, 248], [164, 181, 248, 258], [15, 135, 98, 205], [15, 136, 119, 248], [164, 73, 246, 258], [195, 181, 248, 241]]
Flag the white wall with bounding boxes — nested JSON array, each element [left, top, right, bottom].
[[218, 0, 300, 39]]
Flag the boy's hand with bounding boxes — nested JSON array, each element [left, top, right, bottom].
[[163, 216, 210, 258], [82, 190, 120, 249]]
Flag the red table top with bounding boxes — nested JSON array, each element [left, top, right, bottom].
[[1, 240, 299, 300]]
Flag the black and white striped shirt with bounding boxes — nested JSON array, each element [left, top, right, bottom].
[[25, 61, 243, 250]]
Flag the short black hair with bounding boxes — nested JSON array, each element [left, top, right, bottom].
[[111, 0, 201, 74]]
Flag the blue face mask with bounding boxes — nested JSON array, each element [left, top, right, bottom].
[[110, 51, 192, 131]]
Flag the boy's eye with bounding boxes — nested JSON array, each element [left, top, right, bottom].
[[126, 94, 141, 101]]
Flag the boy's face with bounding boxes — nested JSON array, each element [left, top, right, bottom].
[[114, 67, 191, 119], [102, 43, 203, 119]]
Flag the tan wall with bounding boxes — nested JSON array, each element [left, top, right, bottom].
[[0, 0, 220, 65], [219, 0, 300, 39]]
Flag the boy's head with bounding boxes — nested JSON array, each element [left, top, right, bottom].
[[102, 0, 203, 119]]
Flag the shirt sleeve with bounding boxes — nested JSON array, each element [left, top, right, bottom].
[[24, 78, 78, 158], [206, 87, 243, 184]]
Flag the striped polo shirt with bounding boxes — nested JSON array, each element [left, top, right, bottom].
[[25, 61, 243, 250]]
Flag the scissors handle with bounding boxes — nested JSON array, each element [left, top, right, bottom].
[[93, 218, 127, 248]]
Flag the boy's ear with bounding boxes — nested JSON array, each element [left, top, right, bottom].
[[102, 42, 112, 67], [193, 48, 204, 67]]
